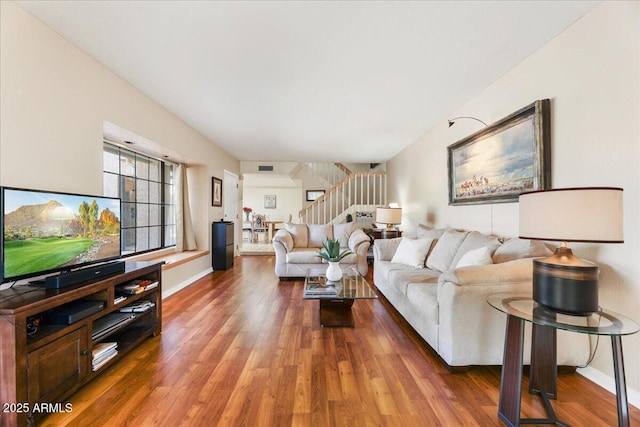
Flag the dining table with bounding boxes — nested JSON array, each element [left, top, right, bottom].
[[265, 221, 284, 243]]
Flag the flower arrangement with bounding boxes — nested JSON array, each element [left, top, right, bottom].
[[243, 207, 252, 220], [317, 238, 352, 262]]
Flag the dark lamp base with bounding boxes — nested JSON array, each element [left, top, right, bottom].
[[532, 247, 599, 316]]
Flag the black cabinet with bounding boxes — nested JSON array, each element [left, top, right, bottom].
[[212, 221, 234, 270]]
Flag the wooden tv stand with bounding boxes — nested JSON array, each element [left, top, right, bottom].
[[0, 261, 162, 427]]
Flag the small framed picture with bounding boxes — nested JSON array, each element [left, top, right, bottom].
[[212, 177, 222, 207], [306, 190, 325, 201], [264, 195, 276, 209]]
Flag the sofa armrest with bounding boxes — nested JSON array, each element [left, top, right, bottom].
[[439, 257, 533, 286], [435, 258, 536, 366], [372, 237, 402, 261], [273, 229, 293, 252], [347, 228, 370, 254]]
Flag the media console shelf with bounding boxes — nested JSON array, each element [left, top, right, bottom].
[[0, 261, 162, 427]]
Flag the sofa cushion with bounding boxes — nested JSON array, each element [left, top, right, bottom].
[[455, 246, 494, 268], [426, 229, 469, 272], [387, 266, 441, 297], [493, 238, 553, 263], [334, 222, 355, 248], [308, 223, 333, 248], [416, 224, 447, 240], [406, 282, 439, 325], [390, 237, 435, 268], [374, 260, 408, 282], [285, 222, 309, 248], [450, 231, 502, 268], [286, 248, 322, 264], [373, 238, 402, 261]]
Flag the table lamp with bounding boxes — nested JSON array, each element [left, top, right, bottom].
[[519, 187, 623, 315], [376, 207, 402, 230]]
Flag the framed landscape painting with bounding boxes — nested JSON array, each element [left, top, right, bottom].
[[447, 99, 551, 205]]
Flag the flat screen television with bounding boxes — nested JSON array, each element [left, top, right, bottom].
[[1, 186, 122, 284]]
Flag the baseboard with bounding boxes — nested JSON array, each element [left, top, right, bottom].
[[577, 366, 640, 409], [162, 267, 213, 299]]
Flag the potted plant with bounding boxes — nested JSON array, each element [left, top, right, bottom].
[[317, 238, 353, 281]]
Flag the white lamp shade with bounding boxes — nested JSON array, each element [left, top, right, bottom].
[[376, 207, 402, 225], [519, 187, 623, 243]]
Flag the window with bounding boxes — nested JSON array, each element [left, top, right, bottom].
[[103, 142, 176, 255]]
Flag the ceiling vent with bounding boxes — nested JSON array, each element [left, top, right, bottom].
[[258, 165, 274, 172]]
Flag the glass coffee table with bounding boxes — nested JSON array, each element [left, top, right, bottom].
[[304, 267, 377, 327]]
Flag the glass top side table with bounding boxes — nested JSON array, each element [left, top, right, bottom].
[[488, 293, 639, 427]]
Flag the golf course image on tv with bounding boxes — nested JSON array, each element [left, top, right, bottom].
[[2, 187, 121, 282]]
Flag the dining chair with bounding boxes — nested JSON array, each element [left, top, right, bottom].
[[251, 214, 267, 243]]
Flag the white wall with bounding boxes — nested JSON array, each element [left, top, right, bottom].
[[387, 1, 640, 399], [242, 177, 302, 223], [0, 2, 240, 295]]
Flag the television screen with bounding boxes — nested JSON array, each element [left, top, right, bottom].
[[1, 187, 121, 283]]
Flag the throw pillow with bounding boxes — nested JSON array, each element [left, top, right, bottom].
[[333, 222, 355, 248], [285, 222, 308, 248], [425, 229, 469, 272], [455, 246, 494, 268], [450, 231, 502, 268], [391, 237, 435, 268], [308, 223, 333, 248], [492, 238, 553, 263]]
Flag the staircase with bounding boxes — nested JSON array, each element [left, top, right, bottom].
[[298, 163, 386, 225], [292, 162, 351, 188]]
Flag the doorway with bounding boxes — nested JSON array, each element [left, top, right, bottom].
[[223, 170, 239, 254]]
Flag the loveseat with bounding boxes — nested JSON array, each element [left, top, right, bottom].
[[373, 226, 590, 370], [273, 222, 371, 278]]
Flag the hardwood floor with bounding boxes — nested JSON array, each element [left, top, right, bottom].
[[41, 256, 639, 426]]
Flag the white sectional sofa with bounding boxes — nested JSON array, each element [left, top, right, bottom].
[[273, 222, 371, 278], [373, 226, 590, 370]]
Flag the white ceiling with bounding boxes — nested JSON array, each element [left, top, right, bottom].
[[16, 1, 599, 163]]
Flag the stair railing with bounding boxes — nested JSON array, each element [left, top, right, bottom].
[[300, 172, 386, 224]]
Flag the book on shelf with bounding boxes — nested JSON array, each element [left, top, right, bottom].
[[92, 342, 117, 359], [117, 280, 158, 295], [113, 295, 127, 305], [92, 342, 118, 370], [92, 351, 118, 371], [143, 281, 158, 291], [119, 300, 155, 313]]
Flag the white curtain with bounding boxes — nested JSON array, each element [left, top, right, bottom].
[[175, 164, 197, 251]]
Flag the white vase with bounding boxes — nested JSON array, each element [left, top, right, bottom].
[[326, 261, 343, 282]]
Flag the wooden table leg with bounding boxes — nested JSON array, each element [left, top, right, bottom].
[[530, 322, 557, 398], [499, 315, 525, 427], [611, 336, 630, 427]]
